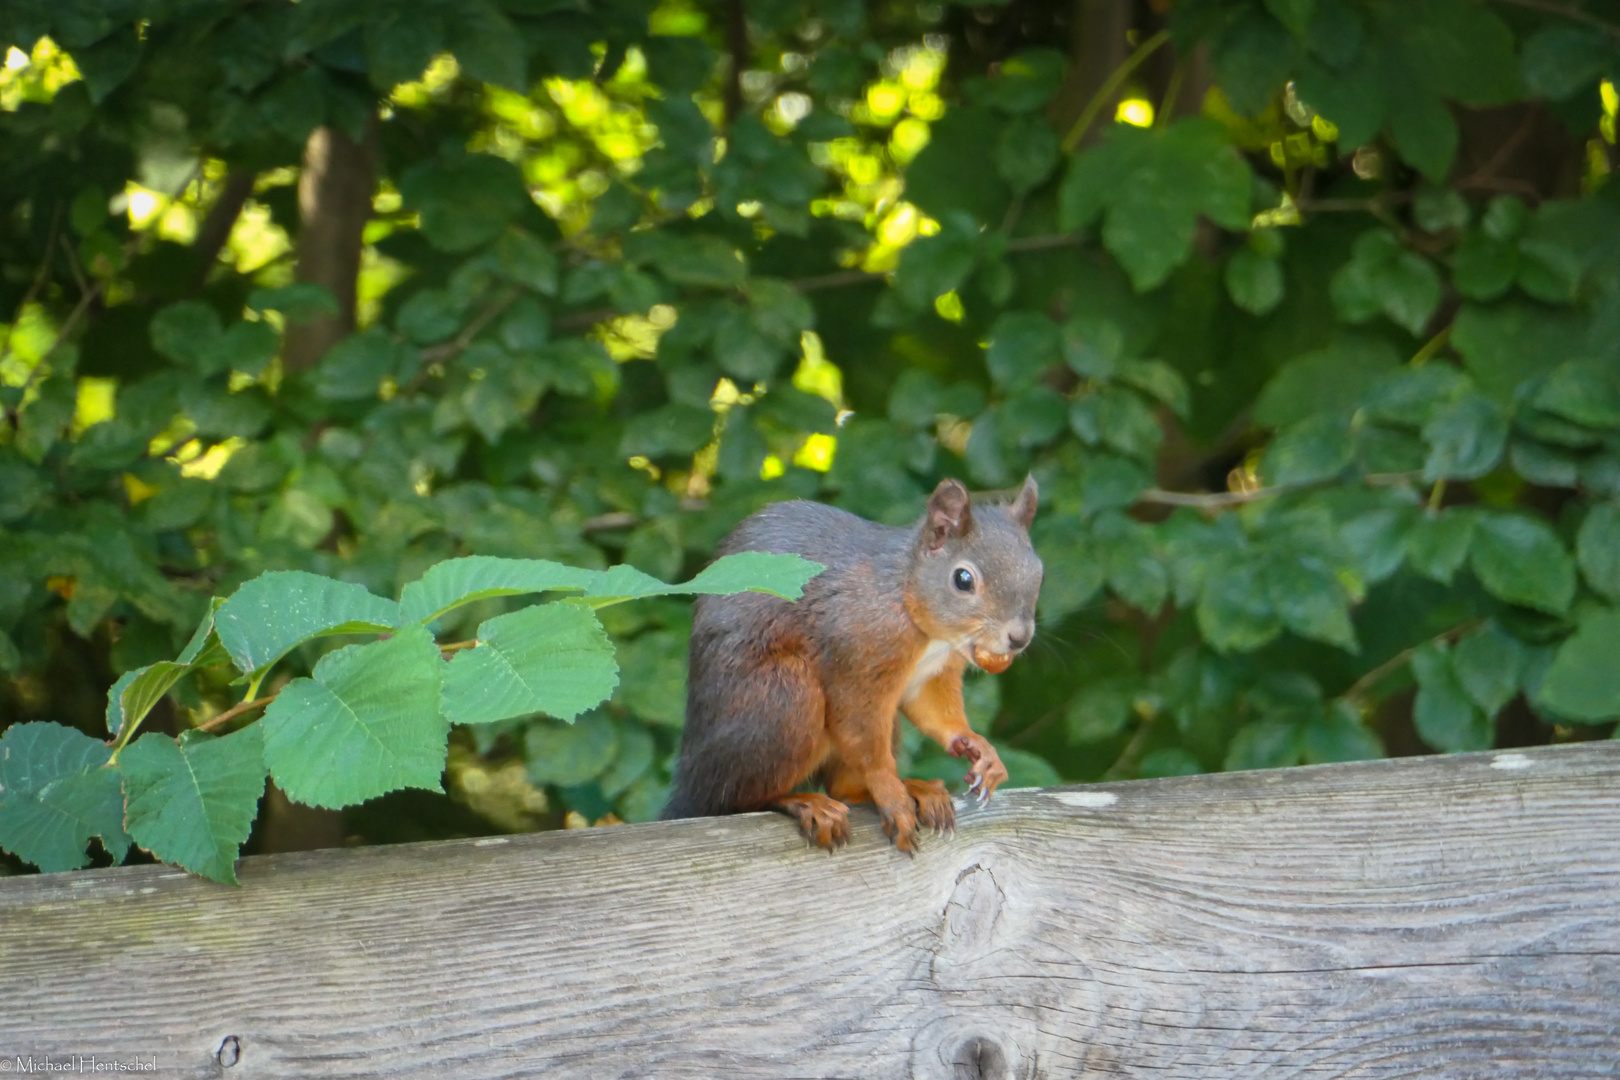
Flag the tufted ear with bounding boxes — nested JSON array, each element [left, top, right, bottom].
[[924, 479, 973, 552], [1008, 475, 1038, 530]]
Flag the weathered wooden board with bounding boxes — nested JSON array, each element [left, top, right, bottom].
[[2, 741, 1618, 1079]]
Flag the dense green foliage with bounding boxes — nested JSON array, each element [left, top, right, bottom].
[[2, 0, 1619, 874]]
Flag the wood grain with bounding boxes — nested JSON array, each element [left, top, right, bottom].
[[2, 742, 1618, 1078]]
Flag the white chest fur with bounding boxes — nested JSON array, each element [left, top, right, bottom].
[[902, 639, 956, 703]]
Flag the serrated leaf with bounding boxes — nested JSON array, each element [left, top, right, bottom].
[[1535, 608, 1620, 723], [1470, 513, 1575, 614], [1422, 394, 1509, 481], [1404, 509, 1476, 584], [0, 722, 130, 873], [1452, 622, 1526, 716], [676, 552, 826, 601], [260, 626, 446, 809], [401, 556, 596, 624], [119, 726, 266, 884], [1412, 643, 1491, 752], [105, 662, 190, 739], [442, 601, 619, 726], [1577, 503, 1620, 601], [216, 571, 402, 676]]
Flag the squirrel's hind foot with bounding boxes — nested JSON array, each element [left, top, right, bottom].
[[771, 793, 851, 851], [904, 777, 956, 836]]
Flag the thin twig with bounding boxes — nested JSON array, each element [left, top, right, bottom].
[[196, 693, 278, 734], [1342, 619, 1486, 705], [420, 288, 521, 364], [1138, 471, 1422, 509], [1061, 29, 1171, 153]]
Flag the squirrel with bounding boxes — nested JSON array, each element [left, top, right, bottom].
[[661, 477, 1043, 853]]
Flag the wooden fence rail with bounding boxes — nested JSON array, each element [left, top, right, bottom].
[[2, 741, 1618, 1078]]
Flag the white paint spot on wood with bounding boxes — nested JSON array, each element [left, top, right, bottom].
[[1492, 753, 1533, 770], [1050, 790, 1119, 809], [473, 837, 510, 847]]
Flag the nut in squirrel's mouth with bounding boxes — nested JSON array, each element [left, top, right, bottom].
[[971, 645, 1015, 674]]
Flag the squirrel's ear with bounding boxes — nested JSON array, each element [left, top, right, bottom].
[[1009, 475, 1038, 530], [925, 479, 973, 551]]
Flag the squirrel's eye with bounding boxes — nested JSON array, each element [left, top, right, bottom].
[[952, 567, 976, 593]]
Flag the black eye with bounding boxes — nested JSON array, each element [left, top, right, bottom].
[[952, 567, 975, 593]]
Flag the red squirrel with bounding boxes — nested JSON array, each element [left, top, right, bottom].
[[662, 477, 1043, 852]]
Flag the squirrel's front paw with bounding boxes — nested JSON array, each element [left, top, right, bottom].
[[950, 735, 1009, 807], [877, 801, 920, 854]]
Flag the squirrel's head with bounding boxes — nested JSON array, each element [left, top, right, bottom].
[[907, 476, 1043, 673]]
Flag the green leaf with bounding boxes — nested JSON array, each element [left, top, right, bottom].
[[997, 746, 1064, 790], [1452, 301, 1587, 403], [216, 570, 402, 676], [1256, 336, 1400, 427], [1521, 24, 1612, 101], [1387, 92, 1458, 182], [1139, 748, 1203, 779], [1532, 361, 1620, 431], [1262, 414, 1354, 485], [1303, 703, 1384, 764], [260, 626, 447, 809], [441, 601, 619, 726], [106, 662, 190, 739], [1224, 720, 1302, 770], [0, 722, 130, 873], [1535, 608, 1620, 722], [1452, 232, 1517, 301], [399, 154, 530, 252], [447, 0, 526, 89], [599, 720, 655, 798], [615, 629, 688, 727], [619, 402, 716, 459], [119, 726, 267, 884], [676, 552, 825, 601], [150, 301, 222, 371], [401, 556, 596, 624], [1269, 553, 1358, 652], [525, 711, 622, 786], [1412, 643, 1491, 752], [627, 232, 747, 289], [1330, 229, 1441, 335], [978, 48, 1067, 112], [1452, 622, 1526, 716], [1095, 512, 1168, 613], [984, 311, 1060, 387], [1470, 513, 1576, 614], [1422, 394, 1508, 481], [316, 331, 410, 401], [1116, 359, 1190, 417], [248, 283, 340, 323], [495, 228, 560, 295], [1198, 556, 1282, 653], [1405, 509, 1476, 584], [1225, 247, 1285, 315], [1059, 119, 1251, 290], [1060, 315, 1125, 380], [1577, 503, 1620, 601], [995, 114, 1060, 194], [1065, 679, 1134, 742]]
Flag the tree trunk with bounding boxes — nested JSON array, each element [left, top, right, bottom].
[[282, 121, 376, 372]]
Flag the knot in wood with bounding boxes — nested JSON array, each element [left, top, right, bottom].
[[910, 1016, 1033, 1080], [216, 1035, 241, 1067], [939, 862, 1005, 964]]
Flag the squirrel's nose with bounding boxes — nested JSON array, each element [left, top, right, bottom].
[[1007, 621, 1034, 652]]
